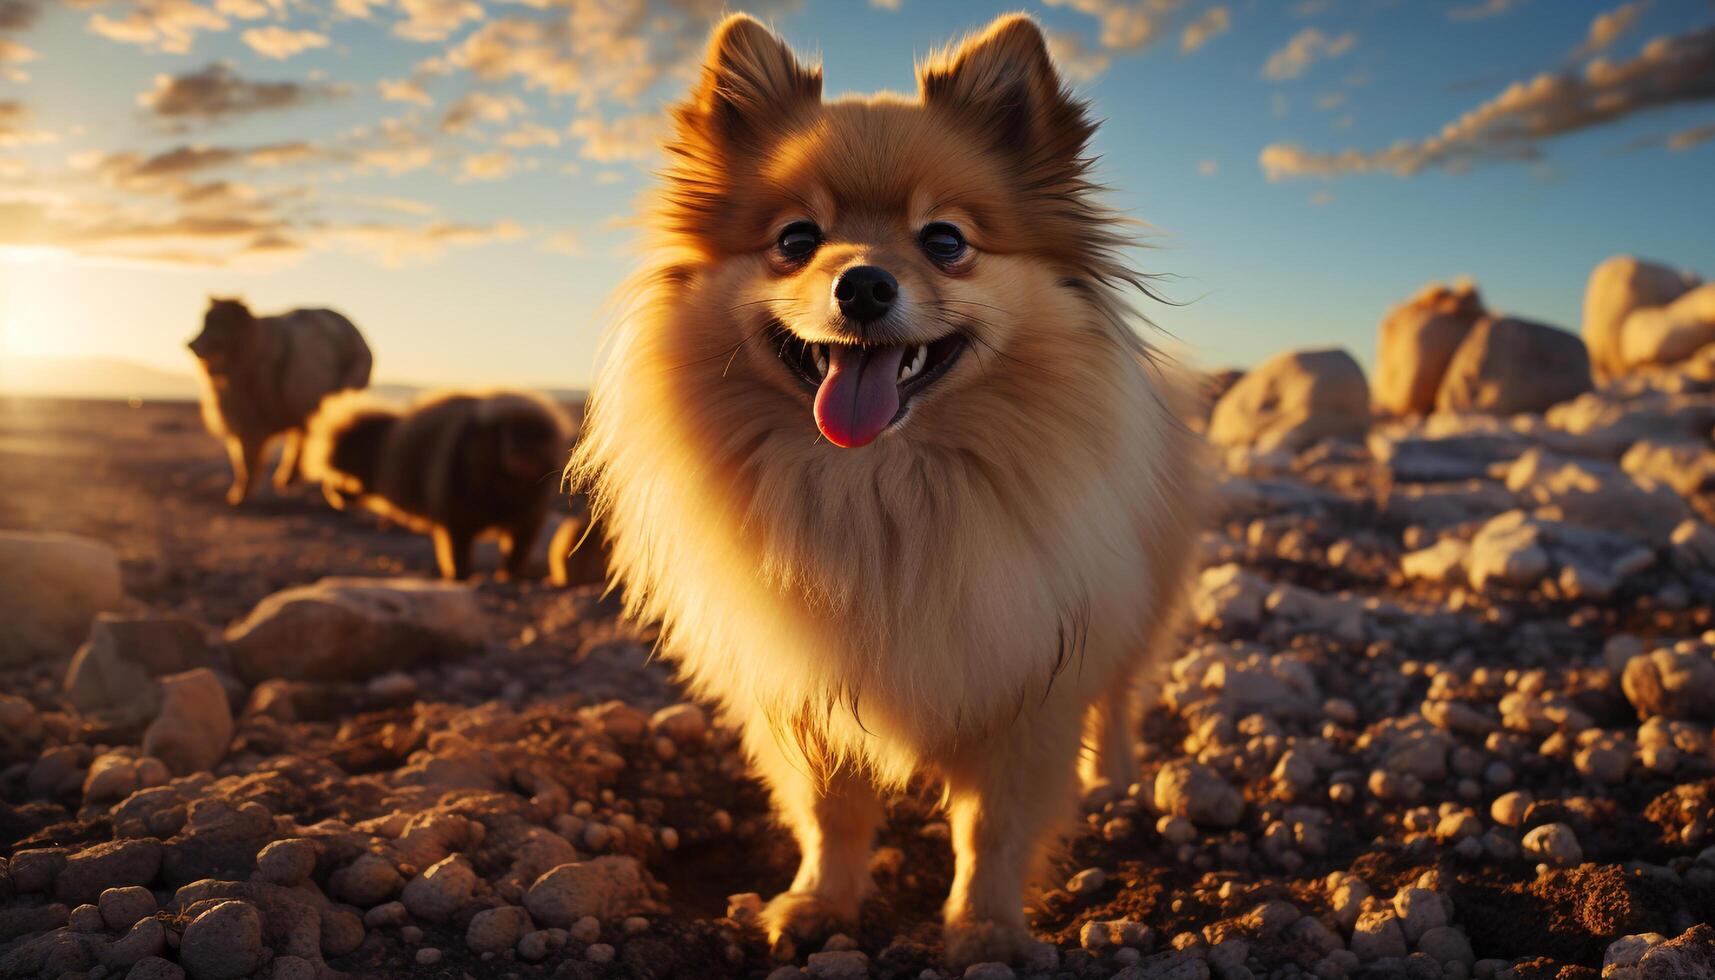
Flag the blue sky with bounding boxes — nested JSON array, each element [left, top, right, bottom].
[[0, 0, 1711, 390]]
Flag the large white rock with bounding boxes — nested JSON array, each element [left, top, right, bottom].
[[225, 577, 487, 684], [0, 531, 124, 667], [1209, 348, 1370, 454], [1435, 317, 1592, 416], [1621, 283, 1715, 372], [1374, 281, 1486, 417], [1582, 255, 1699, 381]]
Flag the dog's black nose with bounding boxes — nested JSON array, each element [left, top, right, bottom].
[[833, 266, 898, 324]]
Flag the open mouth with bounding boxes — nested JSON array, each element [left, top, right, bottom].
[[769, 324, 966, 448]]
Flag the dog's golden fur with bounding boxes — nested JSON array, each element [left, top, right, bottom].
[[570, 13, 1204, 968], [305, 389, 572, 580], [188, 298, 373, 505]]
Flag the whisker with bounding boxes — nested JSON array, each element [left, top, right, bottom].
[[667, 322, 774, 372]]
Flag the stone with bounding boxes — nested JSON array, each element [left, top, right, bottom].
[[106, 917, 167, 970], [66, 614, 209, 720], [806, 950, 870, 979], [400, 854, 476, 922], [649, 703, 708, 744], [55, 838, 163, 905], [256, 839, 317, 886], [1192, 564, 1270, 631], [1209, 348, 1370, 453], [1622, 284, 1715, 370], [467, 904, 534, 954], [1391, 888, 1447, 944], [11, 848, 67, 893], [1622, 648, 1715, 720], [99, 886, 157, 931], [1417, 926, 1475, 967], [1154, 760, 1244, 827], [126, 957, 186, 980], [84, 754, 140, 803], [964, 964, 1017, 980], [0, 531, 125, 667], [1351, 909, 1408, 961], [1375, 280, 1486, 416], [1465, 512, 1550, 591], [225, 576, 487, 684], [1582, 255, 1698, 381], [179, 900, 264, 980], [1521, 823, 1583, 866], [330, 852, 401, 906], [525, 856, 648, 927], [142, 669, 233, 776], [1436, 317, 1592, 416]]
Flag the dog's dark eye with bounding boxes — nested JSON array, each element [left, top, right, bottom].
[[920, 222, 967, 263], [777, 221, 821, 262]]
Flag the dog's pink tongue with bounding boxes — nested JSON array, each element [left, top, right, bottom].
[[814, 345, 905, 448]]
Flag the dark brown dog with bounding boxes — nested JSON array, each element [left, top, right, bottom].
[[306, 390, 573, 580], [188, 298, 373, 505]]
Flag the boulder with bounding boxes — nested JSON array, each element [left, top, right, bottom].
[[142, 669, 234, 776], [1621, 283, 1715, 371], [0, 531, 124, 667], [1582, 255, 1698, 380], [1436, 317, 1593, 416], [1208, 348, 1370, 454], [64, 613, 207, 723], [1374, 280, 1486, 416], [225, 577, 486, 684]]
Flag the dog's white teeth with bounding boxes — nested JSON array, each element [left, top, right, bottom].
[[812, 344, 829, 379], [899, 344, 928, 382]]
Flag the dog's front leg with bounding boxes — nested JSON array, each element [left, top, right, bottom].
[[940, 706, 1083, 971], [747, 726, 882, 952]]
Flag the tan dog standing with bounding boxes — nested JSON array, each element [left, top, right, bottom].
[[188, 298, 372, 505], [571, 14, 1205, 968]]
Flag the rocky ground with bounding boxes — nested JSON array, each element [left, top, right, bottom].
[[2, 321, 1715, 980]]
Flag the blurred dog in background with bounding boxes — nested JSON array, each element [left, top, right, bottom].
[[188, 298, 373, 505], [305, 389, 573, 580]]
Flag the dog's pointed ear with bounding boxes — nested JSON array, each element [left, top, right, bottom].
[[918, 14, 1093, 170], [683, 14, 821, 145]]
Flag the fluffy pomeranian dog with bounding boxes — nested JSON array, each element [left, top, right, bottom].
[[188, 298, 372, 505], [306, 389, 572, 581], [570, 13, 1204, 967]]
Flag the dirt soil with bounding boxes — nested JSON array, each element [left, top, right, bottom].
[[0, 395, 1712, 980]]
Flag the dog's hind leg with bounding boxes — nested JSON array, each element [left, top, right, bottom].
[[940, 704, 1083, 971], [273, 428, 303, 491], [749, 725, 881, 955], [1078, 677, 1139, 793]]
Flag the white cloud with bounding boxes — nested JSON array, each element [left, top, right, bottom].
[[242, 26, 330, 59], [567, 110, 665, 163], [393, 0, 482, 43], [1261, 25, 1715, 179], [1448, 0, 1528, 22], [1571, 2, 1647, 61], [88, 0, 228, 54], [1263, 27, 1356, 81], [1180, 6, 1229, 54], [380, 76, 433, 105], [1045, 30, 1110, 83], [460, 148, 514, 181]]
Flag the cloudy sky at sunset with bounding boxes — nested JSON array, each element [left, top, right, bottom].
[[1, 0, 1712, 391]]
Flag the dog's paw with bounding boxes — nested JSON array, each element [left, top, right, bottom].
[[762, 891, 855, 956], [943, 917, 1034, 972], [225, 485, 247, 506]]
